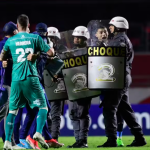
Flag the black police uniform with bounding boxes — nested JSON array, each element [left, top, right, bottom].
[[47, 44, 67, 140], [93, 39, 124, 133], [67, 45, 91, 148], [101, 32, 144, 145]]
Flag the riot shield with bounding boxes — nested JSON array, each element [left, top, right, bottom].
[[87, 20, 126, 89], [59, 30, 74, 50], [61, 48, 101, 101], [43, 30, 74, 101], [43, 48, 67, 101], [45, 56, 64, 77], [43, 70, 68, 101]]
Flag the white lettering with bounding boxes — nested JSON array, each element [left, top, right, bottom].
[[65, 110, 73, 130], [97, 114, 105, 130], [19, 109, 150, 133], [16, 41, 31, 46], [123, 122, 127, 129], [89, 116, 92, 127], [135, 112, 150, 129], [60, 116, 65, 129], [16, 48, 33, 63]]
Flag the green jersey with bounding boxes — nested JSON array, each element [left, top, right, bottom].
[[4, 32, 50, 81]]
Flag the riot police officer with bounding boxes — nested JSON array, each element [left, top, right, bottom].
[[93, 23, 124, 146], [67, 26, 91, 148], [72, 26, 90, 49], [47, 27, 68, 54], [46, 27, 67, 141], [97, 17, 146, 147]]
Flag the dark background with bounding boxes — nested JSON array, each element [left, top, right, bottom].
[[0, 0, 150, 51], [0, 0, 149, 30]]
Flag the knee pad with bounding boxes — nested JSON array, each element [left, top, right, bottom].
[[39, 107, 48, 111], [9, 109, 19, 116]]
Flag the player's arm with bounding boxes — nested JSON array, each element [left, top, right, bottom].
[[0, 49, 8, 61], [28, 35, 54, 62], [47, 47, 54, 57], [0, 40, 10, 61], [27, 49, 54, 62], [27, 51, 41, 62]]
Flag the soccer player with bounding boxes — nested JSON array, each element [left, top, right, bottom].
[[0, 14, 54, 150], [0, 21, 28, 150], [19, 23, 64, 149]]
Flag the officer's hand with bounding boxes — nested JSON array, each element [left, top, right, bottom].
[[54, 75, 58, 78], [51, 75, 58, 82], [50, 57, 55, 60], [2, 60, 8, 68], [65, 52, 74, 58], [27, 54, 38, 62]]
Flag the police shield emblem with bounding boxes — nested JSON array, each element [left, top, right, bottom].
[[43, 70, 68, 101], [62, 48, 101, 101], [88, 46, 126, 89]]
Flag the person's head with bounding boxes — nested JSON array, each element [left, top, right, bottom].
[[95, 25, 108, 41], [73, 36, 87, 47], [3, 21, 18, 37], [36, 23, 47, 37], [17, 14, 29, 31], [109, 16, 129, 34], [72, 26, 90, 48], [47, 27, 60, 47]]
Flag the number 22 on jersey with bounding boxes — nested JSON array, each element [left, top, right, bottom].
[[16, 48, 33, 63]]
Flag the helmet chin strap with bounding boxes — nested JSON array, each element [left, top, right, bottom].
[[112, 26, 118, 34], [113, 26, 126, 34]]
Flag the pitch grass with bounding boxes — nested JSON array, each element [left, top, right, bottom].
[[0, 136, 150, 150]]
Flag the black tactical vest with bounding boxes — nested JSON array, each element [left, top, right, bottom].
[[108, 32, 134, 74]]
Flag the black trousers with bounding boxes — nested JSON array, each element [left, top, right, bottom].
[[117, 111, 124, 132], [47, 100, 63, 140], [103, 74, 143, 140], [68, 98, 91, 142]]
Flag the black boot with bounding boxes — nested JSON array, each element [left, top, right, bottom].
[[73, 139, 88, 148], [67, 140, 79, 148], [127, 137, 147, 147], [97, 138, 117, 147]]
